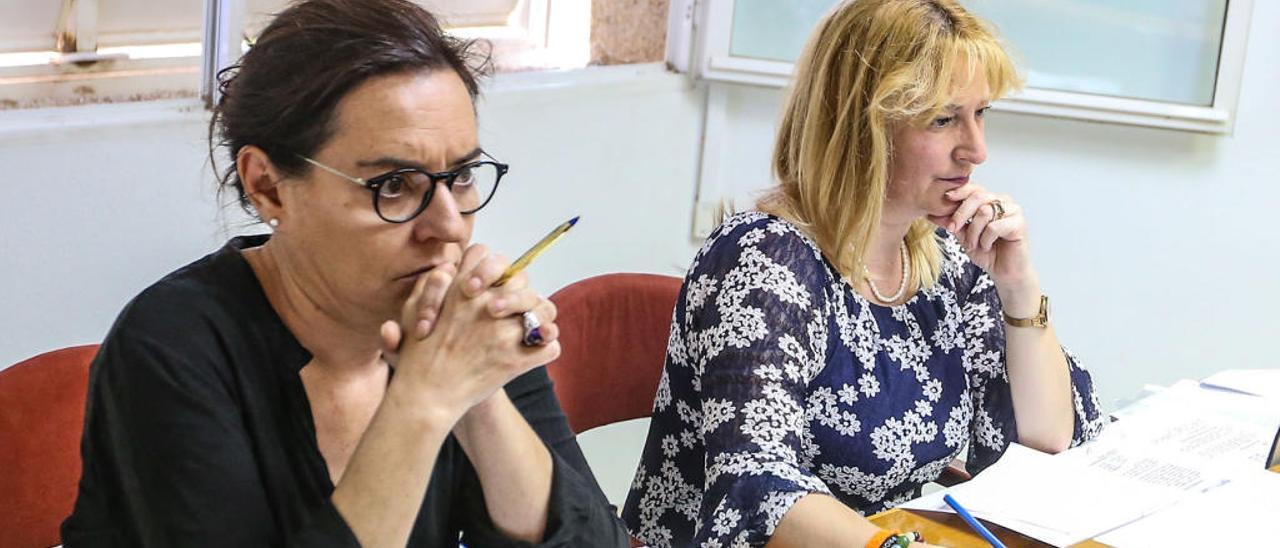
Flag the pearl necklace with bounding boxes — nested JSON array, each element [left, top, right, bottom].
[[865, 241, 909, 304]]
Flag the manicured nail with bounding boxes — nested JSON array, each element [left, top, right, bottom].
[[415, 318, 432, 338], [491, 298, 506, 314], [468, 277, 482, 292]]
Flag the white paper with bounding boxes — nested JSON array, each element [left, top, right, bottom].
[[897, 379, 1280, 546], [1099, 380, 1280, 468], [899, 444, 1193, 547], [1096, 468, 1280, 547], [1201, 368, 1280, 399]]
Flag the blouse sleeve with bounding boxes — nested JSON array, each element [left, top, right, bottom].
[[61, 327, 358, 548], [455, 366, 630, 548], [958, 262, 1107, 475], [679, 220, 836, 546]]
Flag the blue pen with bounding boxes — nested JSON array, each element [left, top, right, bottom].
[[943, 493, 1007, 548]]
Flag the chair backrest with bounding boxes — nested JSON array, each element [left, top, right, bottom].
[[0, 344, 99, 548], [546, 273, 682, 434]]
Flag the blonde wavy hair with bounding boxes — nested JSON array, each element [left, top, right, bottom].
[[757, 0, 1020, 289]]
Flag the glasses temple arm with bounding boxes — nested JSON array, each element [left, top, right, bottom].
[[300, 156, 367, 187]]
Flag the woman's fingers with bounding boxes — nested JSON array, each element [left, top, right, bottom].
[[486, 272, 531, 316], [468, 252, 510, 295], [388, 269, 434, 357], [945, 183, 983, 201], [963, 200, 995, 251], [525, 340, 561, 367], [382, 264, 456, 365], [517, 298, 560, 343], [413, 264, 456, 338], [948, 190, 992, 233], [489, 283, 546, 318], [979, 217, 1018, 251], [390, 241, 566, 406], [379, 320, 402, 366], [979, 199, 1024, 250], [455, 243, 491, 297], [538, 298, 558, 323], [955, 194, 1025, 253], [456, 244, 538, 302]]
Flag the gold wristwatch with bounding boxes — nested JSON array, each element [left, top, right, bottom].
[[1003, 295, 1050, 328]]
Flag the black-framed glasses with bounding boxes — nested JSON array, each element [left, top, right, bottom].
[[300, 152, 508, 223]]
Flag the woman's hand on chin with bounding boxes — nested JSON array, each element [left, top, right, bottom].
[[379, 262, 458, 368], [379, 243, 561, 419], [928, 183, 1037, 289]]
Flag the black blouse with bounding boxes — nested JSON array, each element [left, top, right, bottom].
[[62, 235, 627, 547]]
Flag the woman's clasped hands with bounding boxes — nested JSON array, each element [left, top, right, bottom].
[[378, 243, 561, 421]]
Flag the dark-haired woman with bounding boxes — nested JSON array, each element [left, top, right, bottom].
[[61, 0, 627, 546]]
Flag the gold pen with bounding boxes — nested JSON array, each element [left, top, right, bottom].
[[493, 216, 579, 287]]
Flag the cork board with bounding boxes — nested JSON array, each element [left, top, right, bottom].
[[590, 0, 669, 65]]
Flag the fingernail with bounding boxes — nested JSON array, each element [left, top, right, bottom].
[[468, 277, 482, 292], [416, 318, 432, 338], [491, 298, 506, 314]]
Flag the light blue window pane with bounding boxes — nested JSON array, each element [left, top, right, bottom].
[[729, 0, 837, 62], [727, 0, 1226, 107], [967, 0, 1226, 106]]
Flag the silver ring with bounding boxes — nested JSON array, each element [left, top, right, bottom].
[[521, 311, 543, 346]]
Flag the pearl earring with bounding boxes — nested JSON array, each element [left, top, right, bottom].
[[267, 218, 280, 228]]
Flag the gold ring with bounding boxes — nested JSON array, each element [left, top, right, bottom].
[[990, 200, 1006, 220]]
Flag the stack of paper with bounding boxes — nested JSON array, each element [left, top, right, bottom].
[[1103, 379, 1280, 468], [900, 443, 1231, 546]]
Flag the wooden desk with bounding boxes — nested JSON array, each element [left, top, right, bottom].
[[871, 465, 1280, 547], [869, 508, 1105, 548]]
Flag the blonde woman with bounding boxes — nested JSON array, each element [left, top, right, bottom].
[[623, 1, 1104, 546]]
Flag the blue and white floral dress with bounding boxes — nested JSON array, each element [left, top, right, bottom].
[[622, 212, 1105, 548]]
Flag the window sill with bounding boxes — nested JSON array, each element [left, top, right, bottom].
[[0, 98, 207, 139], [0, 63, 688, 138]]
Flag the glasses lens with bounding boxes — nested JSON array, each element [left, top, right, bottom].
[[452, 163, 501, 214], [374, 171, 432, 222]]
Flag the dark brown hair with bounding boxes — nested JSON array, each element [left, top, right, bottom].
[[210, 0, 489, 216]]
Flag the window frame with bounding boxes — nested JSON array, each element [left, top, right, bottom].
[[202, 0, 242, 108], [675, 0, 1255, 134], [1, 0, 568, 111]]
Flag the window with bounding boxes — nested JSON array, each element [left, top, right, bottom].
[[0, 0, 204, 109], [1, 0, 598, 111], [674, 0, 1254, 134]]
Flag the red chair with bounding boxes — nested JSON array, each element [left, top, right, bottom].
[[546, 273, 681, 548], [0, 344, 99, 548], [546, 273, 683, 435]]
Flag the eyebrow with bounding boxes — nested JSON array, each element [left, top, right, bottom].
[[355, 147, 484, 172], [942, 101, 992, 112]]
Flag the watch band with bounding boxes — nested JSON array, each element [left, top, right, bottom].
[[1003, 294, 1049, 328]]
